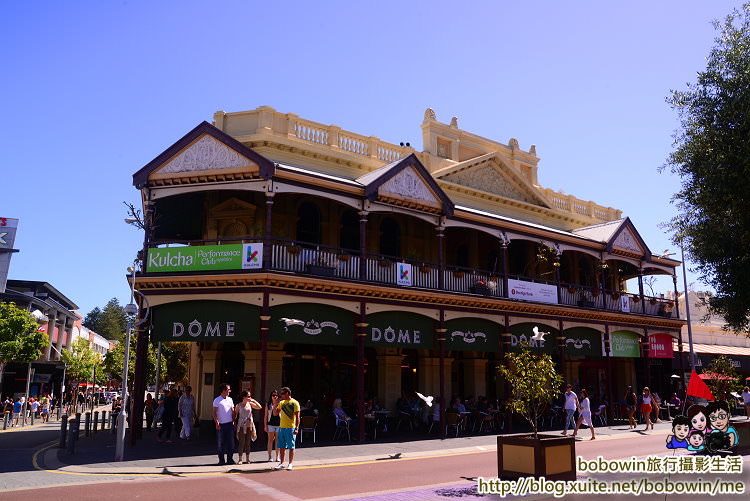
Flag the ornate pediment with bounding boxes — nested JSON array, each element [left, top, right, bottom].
[[612, 226, 644, 254], [133, 121, 275, 188], [159, 135, 254, 174], [436, 155, 549, 208], [379, 166, 438, 204]]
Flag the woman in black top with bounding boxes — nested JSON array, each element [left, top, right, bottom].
[[263, 391, 281, 462], [624, 386, 637, 429], [157, 389, 179, 443]]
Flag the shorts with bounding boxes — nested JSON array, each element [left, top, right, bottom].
[[12, 413, 19, 419], [277, 427, 296, 449], [641, 404, 652, 415], [267, 424, 279, 433]]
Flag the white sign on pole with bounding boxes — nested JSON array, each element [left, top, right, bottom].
[[0, 218, 19, 294], [241, 243, 263, 269], [507, 278, 558, 304], [621, 295, 631, 312]]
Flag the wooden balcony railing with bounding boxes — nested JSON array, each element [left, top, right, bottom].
[[145, 238, 676, 318]]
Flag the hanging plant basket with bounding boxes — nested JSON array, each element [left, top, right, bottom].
[[632, 296, 641, 303], [377, 259, 391, 268], [453, 271, 465, 279], [611, 292, 621, 300], [338, 254, 351, 262], [591, 289, 601, 297], [420, 266, 431, 273], [567, 287, 577, 295], [287, 246, 301, 256], [649, 298, 658, 305]]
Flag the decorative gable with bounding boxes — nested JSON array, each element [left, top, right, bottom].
[[159, 135, 252, 174], [379, 167, 439, 204], [358, 154, 454, 216], [133, 121, 275, 188], [435, 154, 550, 208], [440, 163, 537, 205], [612, 227, 643, 254]]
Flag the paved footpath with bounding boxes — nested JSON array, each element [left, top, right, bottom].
[[3, 418, 749, 500]]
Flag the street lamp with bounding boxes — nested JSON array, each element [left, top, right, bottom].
[[679, 241, 697, 373], [115, 262, 139, 462]]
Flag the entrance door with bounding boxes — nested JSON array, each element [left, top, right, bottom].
[[219, 342, 245, 402]]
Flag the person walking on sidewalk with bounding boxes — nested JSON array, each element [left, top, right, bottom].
[[144, 393, 156, 432], [213, 384, 236, 466], [235, 390, 262, 464], [178, 386, 196, 439], [641, 387, 654, 431], [561, 384, 578, 436], [157, 389, 179, 443], [272, 386, 300, 471], [572, 388, 596, 440], [624, 386, 637, 429]]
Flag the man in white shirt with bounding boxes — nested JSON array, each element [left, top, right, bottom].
[[213, 384, 236, 465], [561, 384, 578, 436]]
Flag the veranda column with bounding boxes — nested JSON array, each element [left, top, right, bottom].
[[603, 324, 615, 420], [500, 236, 509, 298], [436, 225, 445, 290], [558, 319, 566, 382], [130, 318, 148, 444], [376, 351, 402, 410], [677, 330, 686, 395], [437, 309, 446, 437], [501, 313, 513, 432], [462, 357, 488, 398], [356, 302, 367, 441], [260, 291, 270, 406], [263, 192, 275, 269], [672, 274, 681, 319], [638, 269, 646, 313], [642, 329, 650, 390], [54, 318, 65, 356], [359, 211, 368, 280]]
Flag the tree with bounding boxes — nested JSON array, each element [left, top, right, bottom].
[[0, 302, 48, 394], [663, 3, 750, 333], [103, 337, 156, 390], [499, 345, 564, 439], [84, 298, 129, 341], [161, 342, 190, 386], [82, 307, 102, 331], [61, 337, 100, 387], [0, 302, 48, 363], [703, 355, 743, 403]]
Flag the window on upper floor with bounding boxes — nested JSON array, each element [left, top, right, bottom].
[[296, 201, 321, 245], [379, 217, 400, 257], [339, 210, 360, 252]]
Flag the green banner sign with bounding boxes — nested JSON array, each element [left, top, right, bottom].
[[507, 323, 558, 353], [563, 327, 603, 357], [146, 243, 263, 272], [610, 330, 641, 357], [366, 311, 434, 349], [270, 303, 354, 346], [445, 317, 500, 352], [152, 300, 260, 342]]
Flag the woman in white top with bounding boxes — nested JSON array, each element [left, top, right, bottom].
[[572, 388, 595, 440], [641, 387, 653, 431]]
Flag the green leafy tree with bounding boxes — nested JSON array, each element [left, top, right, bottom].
[[499, 345, 564, 439], [0, 302, 48, 363], [704, 355, 743, 403], [663, 3, 750, 333], [61, 337, 100, 386], [103, 337, 156, 390], [82, 307, 102, 331], [84, 298, 129, 341], [161, 342, 190, 385]]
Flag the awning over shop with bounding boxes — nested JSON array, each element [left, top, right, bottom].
[[366, 311, 434, 349], [609, 330, 641, 357], [152, 300, 260, 341], [270, 303, 354, 346], [507, 322, 558, 353], [672, 341, 750, 356], [445, 317, 501, 352]]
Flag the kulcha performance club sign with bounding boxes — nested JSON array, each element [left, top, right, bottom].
[[146, 243, 263, 272]]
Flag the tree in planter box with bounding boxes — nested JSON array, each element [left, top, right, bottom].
[[499, 344, 564, 439]]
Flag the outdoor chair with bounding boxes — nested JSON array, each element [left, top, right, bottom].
[[332, 414, 351, 441], [299, 415, 317, 444], [396, 411, 415, 432], [445, 412, 461, 437], [477, 411, 495, 433], [593, 405, 607, 426]]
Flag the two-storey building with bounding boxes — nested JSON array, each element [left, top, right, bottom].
[[129, 106, 685, 438]]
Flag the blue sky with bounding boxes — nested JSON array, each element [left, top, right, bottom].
[[1, 1, 740, 315]]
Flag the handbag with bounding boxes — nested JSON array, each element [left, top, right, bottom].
[[250, 419, 257, 442]]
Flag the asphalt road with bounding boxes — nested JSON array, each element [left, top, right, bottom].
[[4, 429, 733, 501]]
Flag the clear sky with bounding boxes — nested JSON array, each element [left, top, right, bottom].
[[1, 1, 741, 315]]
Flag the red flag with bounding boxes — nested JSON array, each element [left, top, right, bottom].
[[687, 370, 714, 401]]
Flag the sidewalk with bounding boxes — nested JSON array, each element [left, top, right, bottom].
[[1, 404, 111, 434], [39, 419, 680, 476]]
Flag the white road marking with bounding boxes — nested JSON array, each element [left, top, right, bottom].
[[229, 474, 301, 500]]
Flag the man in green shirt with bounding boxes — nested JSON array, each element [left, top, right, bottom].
[[272, 386, 300, 471]]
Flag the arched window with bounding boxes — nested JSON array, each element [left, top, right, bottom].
[[296, 201, 321, 244], [379, 218, 400, 257], [339, 210, 360, 251]]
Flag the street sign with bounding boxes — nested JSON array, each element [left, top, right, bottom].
[[0, 217, 19, 293]]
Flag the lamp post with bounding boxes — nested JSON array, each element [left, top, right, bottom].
[[680, 241, 697, 373], [115, 262, 139, 462]]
